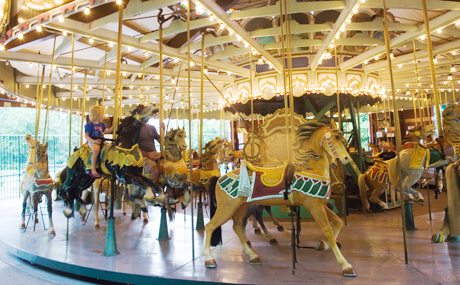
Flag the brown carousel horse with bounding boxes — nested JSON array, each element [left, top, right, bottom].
[[204, 120, 357, 277]]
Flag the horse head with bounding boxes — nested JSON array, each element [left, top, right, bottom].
[[34, 142, 49, 178], [168, 128, 187, 151], [204, 137, 224, 155], [295, 121, 352, 168]]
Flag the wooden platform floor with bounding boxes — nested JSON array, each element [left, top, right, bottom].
[[0, 189, 458, 285]]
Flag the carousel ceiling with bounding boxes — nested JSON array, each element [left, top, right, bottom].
[[0, 0, 459, 112]]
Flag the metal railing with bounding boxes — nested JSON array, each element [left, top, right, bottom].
[[0, 135, 79, 200]]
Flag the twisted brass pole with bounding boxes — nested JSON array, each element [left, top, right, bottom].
[[383, 0, 408, 264], [422, 0, 443, 136], [43, 33, 57, 143], [112, 3, 124, 138]]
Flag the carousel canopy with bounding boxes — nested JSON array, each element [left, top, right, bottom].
[[0, 0, 458, 113]]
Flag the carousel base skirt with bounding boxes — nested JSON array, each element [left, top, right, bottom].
[[0, 198, 459, 285]]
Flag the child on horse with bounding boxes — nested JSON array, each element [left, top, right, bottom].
[[85, 105, 111, 178]]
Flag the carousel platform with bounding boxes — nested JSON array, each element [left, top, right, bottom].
[[0, 194, 459, 285]]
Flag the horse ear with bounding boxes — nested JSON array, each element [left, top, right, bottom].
[[330, 119, 338, 130], [44, 142, 48, 149]]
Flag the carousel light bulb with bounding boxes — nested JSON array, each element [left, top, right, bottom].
[[419, 35, 426, 41], [144, 51, 149, 57], [364, 60, 368, 65], [108, 42, 114, 48], [89, 38, 94, 44], [127, 46, 132, 52], [17, 32, 24, 40], [209, 15, 215, 21], [190, 61, 195, 67], [433, 58, 438, 64], [25, 84, 29, 88], [55, 0, 62, 4], [451, 66, 456, 72], [36, 25, 43, 32], [437, 28, 443, 34], [397, 64, 402, 68], [220, 23, 225, 30], [204, 68, 208, 74], [374, 55, 379, 60], [84, 7, 90, 15], [456, 21, 460, 29], [63, 31, 68, 36], [448, 75, 453, 80], [18, 17, 24, 24], [116, 0, 123, 5], [360, 0, 366, 3], [29, 62, 33, 68], [58, 15, 64, 23], [0, 44, 4, 51]]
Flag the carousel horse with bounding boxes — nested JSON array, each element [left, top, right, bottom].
[[358, 137, 455, 212], [432, 104, 460, 243], [20, 141, 56, 236], [19, 134, 36, 211], [190, 137, 223, 187], [149, 128, 191, 215], [57, 105, 159, 220], [218, 140, 237, 172], [204, 120, 357, 277]]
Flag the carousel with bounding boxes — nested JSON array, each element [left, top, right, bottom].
[[0, 0, 460, 284]]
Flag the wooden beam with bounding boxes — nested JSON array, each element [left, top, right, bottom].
[[311, 0, 361, 70], [48, 19, 250, 77], [178, 34, 235, 53], [362, 0, 460, 10], [208, 45, 250, 60], [195, 0, 283, 72], [340, 11, 460, 71], [230, 1, 345, 19], [90, 0, 178, 30]]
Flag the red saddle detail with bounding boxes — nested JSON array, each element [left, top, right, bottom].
[[250, 172, 285, 200], [34, 178, 53, 185], [368, 165, 387, 184]]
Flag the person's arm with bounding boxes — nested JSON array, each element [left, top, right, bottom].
[[152, 125, 161, 144]]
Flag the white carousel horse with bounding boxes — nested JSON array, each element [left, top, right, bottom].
[[20, 141, 56, 236]]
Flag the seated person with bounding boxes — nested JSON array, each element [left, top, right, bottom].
[[376, 142, 396, 161], [85, 105, 111, 178]]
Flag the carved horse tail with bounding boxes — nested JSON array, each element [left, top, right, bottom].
[[209, 176, 222, 247], [358, 173, 370, 212]]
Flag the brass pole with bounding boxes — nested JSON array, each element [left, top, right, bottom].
[[410, 90, 418, 128], [159, 20, 165, 156], [43, 33, 57, 143], [186, 0, 195, 260], [102, 48, 108, 106], [199, 32, 205, 158], [80, 70, 88, 146], [279, 0, 291, 163], [383, 0, 408, 264], [35, 66, 46, 143], [249, 52, 255, 161], [411, 40, 422, 126], [422, 0, 442, 136], [68, 33, 75, 155], [334, 42, 342, 129], [452, 81, 457, 102], [112, 4, 124, 138], [286, 6, 295, 134]]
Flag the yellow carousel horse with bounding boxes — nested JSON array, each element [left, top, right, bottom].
[[203, 118, 357, 277], [20, 139, 56, 236]]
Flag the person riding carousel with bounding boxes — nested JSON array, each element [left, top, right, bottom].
[[131, 104, 164, 184], [85, 105, 112, 178]]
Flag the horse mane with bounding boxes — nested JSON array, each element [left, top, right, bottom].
[[165, 128, 183, 161], [296, 120, 326, 141], [443, 105, 460, 141]]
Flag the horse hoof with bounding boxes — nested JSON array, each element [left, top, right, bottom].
[[123, 212, 126, 216], [63, 208, 73, 218], [95, 224, 100, 229], [246, 241, 252, 247], [49, 230, 56, 236], [254, 228, 261, 234], [277, 225, 285, 232], [315, 240, 328, 251], [269, 238, 278, 245], [250, 256, 262, 264], [432, 233, 445, 243], [205, 259, 217, 268], [343, 267, 357, 277], [143, 218, 148, 224], [20, 223, 25, 229]]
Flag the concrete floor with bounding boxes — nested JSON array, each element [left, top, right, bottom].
[[0, 187, 458, 285]]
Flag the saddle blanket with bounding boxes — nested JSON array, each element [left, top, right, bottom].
[[219, 171, 331, 201], [367, 163, 388, 184]]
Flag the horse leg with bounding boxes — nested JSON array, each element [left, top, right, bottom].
[[305, 199, 356, 277], [47, 191, 56, 236], [32, 193, 39, 231], [20, 191, 30, 229], [317, 206, 344, 251], [232, 203, 261, 264], [252, 213, 261, 234], [94, 184, 100, 228], [265, 206, 284, 231], [369, 186, 388, 210], [242, 207, 252, 247], [255, 207, 277, 244], [204, 198, 244, 268]]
